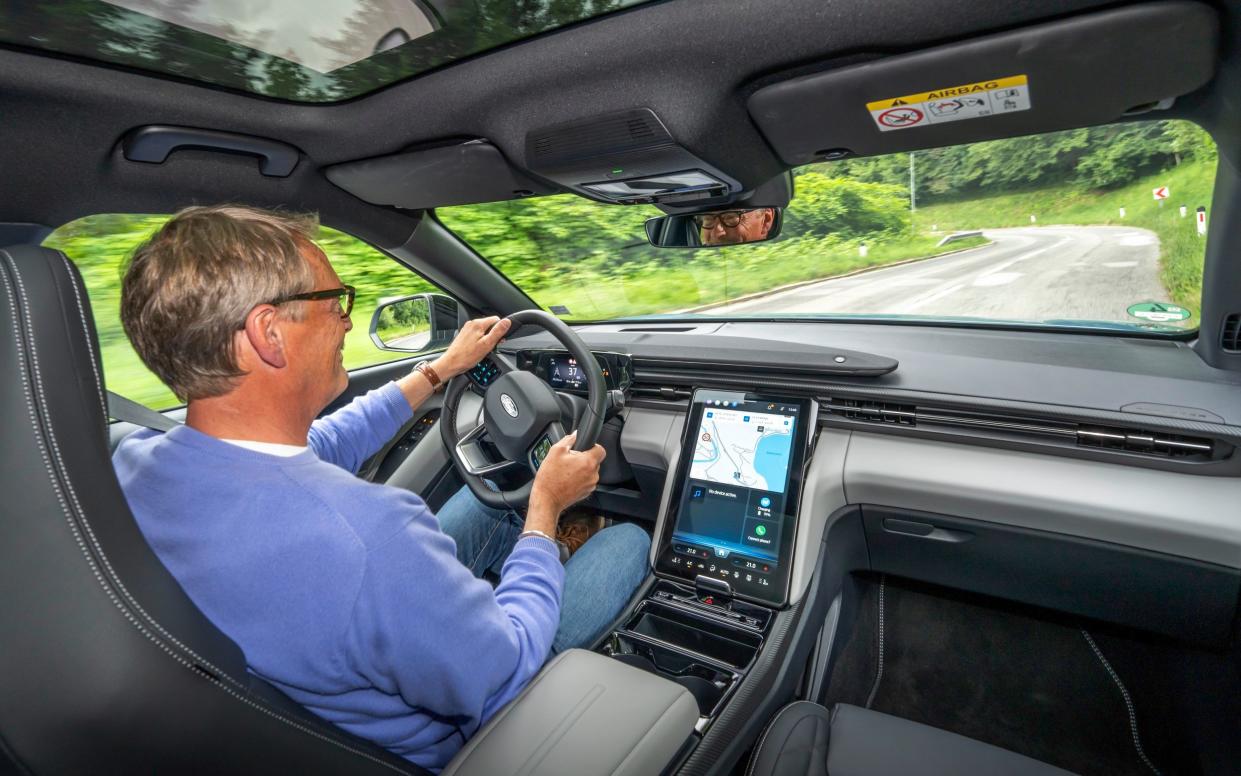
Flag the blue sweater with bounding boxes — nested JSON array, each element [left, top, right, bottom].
[[113, 383, 564, 771]]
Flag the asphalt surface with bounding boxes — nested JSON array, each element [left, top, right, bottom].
[[707, 226, 1168, 323], [383, 330, 431, 350]]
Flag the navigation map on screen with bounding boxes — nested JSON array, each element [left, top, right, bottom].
[[691, 408, 794, 494], [672, 399, 799, 565]]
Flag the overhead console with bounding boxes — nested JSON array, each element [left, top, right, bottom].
[[748, 2, 1219, 165], [524, 108, 743, 206]]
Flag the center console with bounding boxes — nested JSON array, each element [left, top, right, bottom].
[[446, 389, 818, 776], [599, 389, 817, 731]]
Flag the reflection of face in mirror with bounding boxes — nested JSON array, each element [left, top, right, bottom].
[[695, 208, 776, 246]]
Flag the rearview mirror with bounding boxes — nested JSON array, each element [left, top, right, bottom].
[[370, 293, 461, 353], [645, 207, 782, 248]]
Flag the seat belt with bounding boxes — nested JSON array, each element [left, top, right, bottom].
[[106, 390, 180, 432]]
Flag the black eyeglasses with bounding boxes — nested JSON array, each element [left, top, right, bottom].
[[693, 211, 746, 229], [268, 285, 355, 319]]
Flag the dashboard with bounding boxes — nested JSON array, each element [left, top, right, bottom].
[[469, 320, 1241, 608], [354, 315, 1241, 644]]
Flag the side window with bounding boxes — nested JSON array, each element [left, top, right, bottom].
[[44, 214, 448, 410]]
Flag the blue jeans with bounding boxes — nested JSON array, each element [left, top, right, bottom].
[[436, 486, 650, 654]]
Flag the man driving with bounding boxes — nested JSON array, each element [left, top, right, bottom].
[[112, 205, 651, 772], [696, 207, 776, 246]]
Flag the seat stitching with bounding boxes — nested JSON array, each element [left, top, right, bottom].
[[864, 575, 886, 709], [746, 701, 816, 776], [0, 249, 413, 775], [0, 249, 246, 689], [769, 716, 823, 776], [56, 251, 107, 426]]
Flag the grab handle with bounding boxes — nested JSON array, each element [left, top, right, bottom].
[[122, 125, 300, 177]]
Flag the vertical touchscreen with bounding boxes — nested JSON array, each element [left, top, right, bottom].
[[676, 402, 796, 561], [661, 392, 810, 605]]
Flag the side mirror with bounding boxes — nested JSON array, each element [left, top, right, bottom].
[[645, 207, 783, 248], [370, 293, 461, 353]]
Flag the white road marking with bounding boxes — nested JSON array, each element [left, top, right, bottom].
[[973, 272, 1022, 287], [703, 225, 1164, 321], [898, 283, 964, 313]]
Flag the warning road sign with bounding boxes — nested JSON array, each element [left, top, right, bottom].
[[866, 74, 1030, 132], [877, 107, 925, 128], [1152, 186, 1169, 200]]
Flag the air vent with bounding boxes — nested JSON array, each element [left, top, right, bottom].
[[1221, 313, 1241, 352], [1077, 425, 1214, 458], [629, 382, 693, 403], [821, 395, 1224, 464], [527, 109, 672, 165], [619, 326, 698, 333], [822, 398, 916, 426]]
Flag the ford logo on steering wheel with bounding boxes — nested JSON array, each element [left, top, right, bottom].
[[500, 393, 519, 417]]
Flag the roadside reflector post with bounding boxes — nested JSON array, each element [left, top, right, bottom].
[[1180, 205, 1188, 218], [1119, 207, 1126, 218], [859, 244, 869, 257], [1197, 206, 1207, 237]]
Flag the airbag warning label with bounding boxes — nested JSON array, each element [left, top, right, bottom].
[[866, 75, 1030, 132]]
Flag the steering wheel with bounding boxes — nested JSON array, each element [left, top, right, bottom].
[[440, 310, 606, 510]]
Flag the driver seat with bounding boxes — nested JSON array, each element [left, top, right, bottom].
[[0, 244, 425, 774]]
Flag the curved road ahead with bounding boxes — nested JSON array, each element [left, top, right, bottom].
[[708, 226, 1167, 322]]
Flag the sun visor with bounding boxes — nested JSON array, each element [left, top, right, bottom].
[[748, 2, 1219, 166], [324, 140, 556, 210]]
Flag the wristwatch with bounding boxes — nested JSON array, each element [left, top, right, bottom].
[[414, 360, 444, 392]]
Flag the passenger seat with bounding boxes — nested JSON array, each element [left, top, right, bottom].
[[747, 702, 1075, 776]]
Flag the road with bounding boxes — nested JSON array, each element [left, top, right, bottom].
[[384, 330, 431, 350], [707, 226, 1168, 322]]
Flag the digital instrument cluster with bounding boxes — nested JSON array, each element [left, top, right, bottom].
[[466, 351, 634, 394], [520, 350, 633, 394]]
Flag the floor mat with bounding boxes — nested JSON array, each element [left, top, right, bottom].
[[822, 576, 1204, 776]]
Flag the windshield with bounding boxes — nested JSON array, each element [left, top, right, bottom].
[[439, 119, 1215, 333]]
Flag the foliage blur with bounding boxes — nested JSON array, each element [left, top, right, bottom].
[[0, 0, 637, 101], [44, 120, 1214, 409], [441, 120, 1215, 320], [45, 219, 437, 409], [376, 298, 432, 340], [830, 119, 1216, 195]]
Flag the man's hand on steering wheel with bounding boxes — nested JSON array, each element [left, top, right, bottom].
[[529, 432, 606, 522], [426, 315, 512, 381], [440, 309, 608, 511]]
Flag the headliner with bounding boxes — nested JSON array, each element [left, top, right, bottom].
[[0, 0, 1236, 252]]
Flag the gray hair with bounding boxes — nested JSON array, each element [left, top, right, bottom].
[[120, 205, 319, 401]]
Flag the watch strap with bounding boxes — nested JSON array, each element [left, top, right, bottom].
[[415, 360, 443, 391]]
